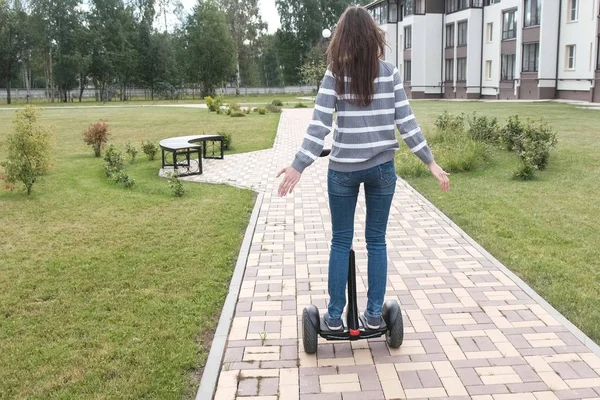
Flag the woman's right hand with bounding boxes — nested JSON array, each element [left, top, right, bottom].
[[427, 161, 450, 192]]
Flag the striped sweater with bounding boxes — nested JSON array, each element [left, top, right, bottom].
[[291, 60, 434, 173]]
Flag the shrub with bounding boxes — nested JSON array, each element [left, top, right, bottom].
[[103, 144, 125, 177], [225, 108, 232, 116], [258, 107, 267, 115], [230, 111, 246, 117], [467, 113, 500, 143], [428, 125, 465, 146], [125, 142, 138, 164], [513, 161, 537, 181], [267, 104, 282, 113], [218, 132, 232, 150], [434, 111, 465, 132], [500, 115, 524, 151], [244, 108, 251, 114], [204, 95, 224, 112], [1, 174, 14, 192], [142, 141, 159, 161], [228, 102, 241, 111], [295, 102, 308, 108], [204, 96, 214, 110], [253, 107, 259, 112], [271, 99, 283, 106], [395, 152, 429, 178], [516, 119, 558, 170], [82, 122, 110, 157], [167, 172, 185, 197], [435, 139, 491, 173], [113, 170, 135, 188], [1, 106, 53, 195]]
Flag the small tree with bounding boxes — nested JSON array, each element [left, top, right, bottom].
[[1, 106, 53, 195], [300, 59, 327, 91], [82, 122, 110, 157], [125, 142, 139, 164], [142, 141, 159, 161]]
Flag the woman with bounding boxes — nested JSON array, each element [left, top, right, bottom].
[[277, 5, 450, 331]]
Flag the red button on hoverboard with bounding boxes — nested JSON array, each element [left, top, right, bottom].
[[349, 329, 360, 337]]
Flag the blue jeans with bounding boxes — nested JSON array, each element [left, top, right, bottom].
[[327, 160, 397, 319]]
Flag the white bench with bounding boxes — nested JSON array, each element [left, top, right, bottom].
[[160, 134, 224, 176]]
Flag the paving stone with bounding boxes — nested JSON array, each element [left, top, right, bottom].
[[197, 109, 600, 400]]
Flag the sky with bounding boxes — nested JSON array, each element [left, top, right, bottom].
[[179, 0, 281, 34]]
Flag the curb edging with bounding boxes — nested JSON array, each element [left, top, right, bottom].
[[195, 191, 264, 400]]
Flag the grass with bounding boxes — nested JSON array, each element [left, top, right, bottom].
[[0, 107, 280, 398], [0, 93, 314, 108], [399, 101, 600, 343]]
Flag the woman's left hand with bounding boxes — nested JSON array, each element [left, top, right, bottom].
[[277, 166, 301, 197]]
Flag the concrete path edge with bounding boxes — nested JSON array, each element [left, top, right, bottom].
[[195, 191, 265, 400]]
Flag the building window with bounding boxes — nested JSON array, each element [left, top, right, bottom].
[[502, 10, 517, 40], [446, 0, 469, 14], [485, 60, 492, 79], [486, 22, 493, 42], [405, 0, 413, 16], [389, 0, 398, 23], [522, 43, 540, 72], [445, 58, 454, 81], [457, 21, 468, 46], [566, 45, 576, 69], [524, 0, 541, 27], [501, 54, 516, 80], [369, 2, 388, 25], [485, 0, 501, 5], [404, 26, 412, 49], [568, 0, 578, 22], [446, 23, 455, 48], [457, 57, 467, 81], [404, 60, 412, 81]]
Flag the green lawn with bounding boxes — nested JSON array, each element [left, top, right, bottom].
[[400, 101, 600, 342], [0, 107, 280, 398], [2, 99, 599, 396], [0, 93, 313, 108]]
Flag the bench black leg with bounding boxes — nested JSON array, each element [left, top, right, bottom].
[[198, 148, 203, 174], [220, 139, 224, 159], [162, 149, 165, 168]]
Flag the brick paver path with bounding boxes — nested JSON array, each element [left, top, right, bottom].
[[189, 109, 600, 400]]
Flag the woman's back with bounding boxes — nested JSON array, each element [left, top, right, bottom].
[[292, 59, 434, 174]]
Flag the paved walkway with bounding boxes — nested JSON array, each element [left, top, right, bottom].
[[194, 109, 600, 400]]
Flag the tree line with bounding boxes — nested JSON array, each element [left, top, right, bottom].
[[0, 0, 366, 104]]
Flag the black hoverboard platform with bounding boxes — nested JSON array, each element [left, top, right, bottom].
[[302, 249, 404, 354]]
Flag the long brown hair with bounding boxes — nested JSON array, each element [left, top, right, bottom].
[[327, 5, 386, 107]]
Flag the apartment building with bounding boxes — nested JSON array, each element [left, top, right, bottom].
[[367, 0, 600, 102]]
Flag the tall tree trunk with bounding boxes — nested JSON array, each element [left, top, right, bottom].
[[24, 61, 31, 104], [44, 54, 50, 100], [6, 78, 12, 105], [79, 74, 85, 102], [236, 59, 241, 96], [49, 48, 55, 103]]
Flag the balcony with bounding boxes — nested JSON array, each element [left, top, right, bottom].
[[446, 0, 483, 14], [404, 0, 425, 16]]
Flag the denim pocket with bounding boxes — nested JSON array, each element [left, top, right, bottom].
[[328, 169, 351, 185], [379, 161, 397, 185]]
